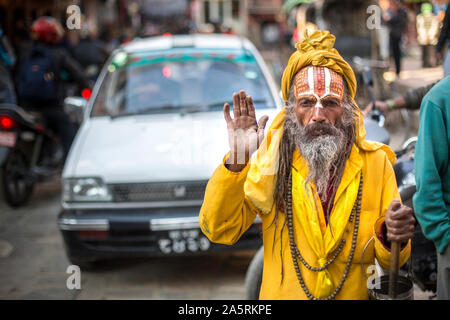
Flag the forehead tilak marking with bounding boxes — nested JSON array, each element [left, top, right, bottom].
[[293, 67, 310, 97], [294, 66, 344, 100]]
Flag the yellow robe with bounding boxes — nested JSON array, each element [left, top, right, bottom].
[[199, 110, 411, 300]]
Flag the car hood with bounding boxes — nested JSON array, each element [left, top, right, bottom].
[[64, 110, 280, 183]]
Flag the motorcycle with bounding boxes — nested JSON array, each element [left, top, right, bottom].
[[0, 98, 86, 207], [244, 57, 437, 299]]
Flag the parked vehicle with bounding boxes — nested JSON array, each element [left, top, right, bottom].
[[58, 34, 283, 268]]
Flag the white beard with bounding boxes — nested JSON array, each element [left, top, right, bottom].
[[296, 133, 346, 196], [285, 107, 349, 196]]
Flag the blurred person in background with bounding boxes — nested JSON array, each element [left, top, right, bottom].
[[363, 80, 438, 115], [11, 19, 31, 57], [384, 0, 408, 77], [72, 23, 109, 81], [413, 76, 450, 300], [0, 27, 17, 104], [416, 2, 440, 67], [292, 4, 317, 45], [100, 25, 120, 53], [16, 17, 91, 160], [378, 0, 392, 61], [434, 0, 450, 76], [434, 0, 448, 22]]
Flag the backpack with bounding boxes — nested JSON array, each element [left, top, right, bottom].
[[17, 46, 58, 102]]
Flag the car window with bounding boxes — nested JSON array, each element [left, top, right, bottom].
[[91, 48, 276, 117]]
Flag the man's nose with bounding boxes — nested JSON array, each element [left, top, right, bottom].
[[311, 105, 327, 123]]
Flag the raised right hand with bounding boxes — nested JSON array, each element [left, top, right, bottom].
[[223, 90, 269, 172]]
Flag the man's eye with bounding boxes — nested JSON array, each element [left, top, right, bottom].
[[322, 99, 339, 107], [299, 99, 315, 107]]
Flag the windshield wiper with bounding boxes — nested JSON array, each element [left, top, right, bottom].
[[109, 99, 272, 119], [206, 99, 269, 109], [110, 105, 181, 119], [179, 105, 206, 115]]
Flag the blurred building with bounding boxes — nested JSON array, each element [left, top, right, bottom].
[[0, 0, 131, 50], [2, 0, 417, 60], [192, 0, 285, 48]]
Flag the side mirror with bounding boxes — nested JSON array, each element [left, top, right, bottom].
[[64, 97, 88, 125]]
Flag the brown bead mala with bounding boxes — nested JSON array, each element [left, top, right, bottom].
[[286, 171, 363, 300]]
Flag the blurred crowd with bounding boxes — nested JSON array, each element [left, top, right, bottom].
[[375, 0, 449, 76], [1, 0, 449, 109]]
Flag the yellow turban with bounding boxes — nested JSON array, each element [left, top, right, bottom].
[[281, 30, 357, 101]]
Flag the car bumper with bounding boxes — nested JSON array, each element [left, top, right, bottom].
[[58, 205, 262, 261]]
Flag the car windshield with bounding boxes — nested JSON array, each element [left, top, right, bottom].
[[91, 48, 276, 117]]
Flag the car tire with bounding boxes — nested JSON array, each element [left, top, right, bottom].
[[0, 150, 34, 208], [245, 245, 264, 300]]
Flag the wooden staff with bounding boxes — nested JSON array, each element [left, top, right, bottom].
[[389, 240, 400, 299]]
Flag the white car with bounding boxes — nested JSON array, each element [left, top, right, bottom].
[[58, 34, 282, 267]]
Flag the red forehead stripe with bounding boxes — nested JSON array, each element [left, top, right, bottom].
[[294, 66, 345, 100], [315, 66, 325, 97]]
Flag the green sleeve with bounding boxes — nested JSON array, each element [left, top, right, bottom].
[[413, 102, 450, 253]]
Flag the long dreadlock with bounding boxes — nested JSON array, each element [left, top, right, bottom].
[[269, 80, 359, 285]]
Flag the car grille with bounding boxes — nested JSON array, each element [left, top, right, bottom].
[[109, 181, 208, 202]]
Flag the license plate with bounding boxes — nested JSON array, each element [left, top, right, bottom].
[[0, 132, 17, 147], [157, 229, 211, 254]]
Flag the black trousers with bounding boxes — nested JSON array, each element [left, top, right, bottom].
[[32, 105, 76, 160], [22, 102, 77, 160], [390, 34, 402, 75], [421, 45, 435, 68]]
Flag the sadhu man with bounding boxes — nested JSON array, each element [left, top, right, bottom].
[[199, 31, 416, 300]]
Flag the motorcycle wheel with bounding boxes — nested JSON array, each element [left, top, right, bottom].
[[1, 149, 34, 207], [245, 245, 264, 300]]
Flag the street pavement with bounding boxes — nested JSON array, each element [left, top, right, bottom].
[[0, 180, 256, 299]]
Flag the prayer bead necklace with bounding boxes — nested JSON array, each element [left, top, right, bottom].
[[286, 171, 363, 300]]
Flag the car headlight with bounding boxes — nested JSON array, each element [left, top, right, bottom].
[[63, 178, 112, 202]]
